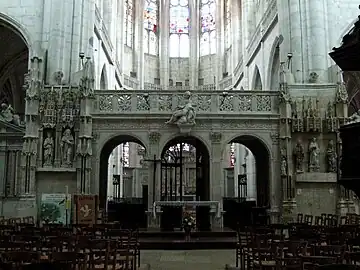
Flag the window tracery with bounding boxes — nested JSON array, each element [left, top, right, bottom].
[[200, 0, 216, 56], [144, 0, 159, 55], [124, 0, 134, 47], [169, 0, 190, 57]]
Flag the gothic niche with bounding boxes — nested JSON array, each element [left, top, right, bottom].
[[308, 137, 320, 172], [60, 127, 75, 167], [43, 128, 55, 167]]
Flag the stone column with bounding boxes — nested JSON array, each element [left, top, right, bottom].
[[146, 131, 161, 228], [215, 0, 225, 88], [189, 0, 199, 88], [159, 0, 170, 88], [241, 0, 252, 89], [0, 138, 7, 197], [21, 57, 43, 195], [118, 1, 125, 74], [210, 132, 224, 229], [132, 0, 144, 82]]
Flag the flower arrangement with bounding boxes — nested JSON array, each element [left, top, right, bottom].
[[182, 211, 196, 231]]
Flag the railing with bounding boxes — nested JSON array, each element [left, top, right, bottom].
[[123, 75, 139, 89], [93, 90, 279, 115], [219, 76, 233, 90], [144, 82, 163, 90]]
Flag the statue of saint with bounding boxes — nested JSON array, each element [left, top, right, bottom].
[[347, 109, 360, 124], [326, 140, 337, 173], [280, 148, 287, 176], [60, 129, 74, 166], [43, 132, 54, 166], [165, 91, 196, 125], [293, 140, 304, 173], [0, 103, 22, 125], [309, 137, 320, 172]]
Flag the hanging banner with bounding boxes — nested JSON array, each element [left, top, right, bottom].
[[40, 193, 72, 225], [73, 194, 98, 225]]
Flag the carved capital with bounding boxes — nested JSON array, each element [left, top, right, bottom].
[[149, 132, 161, 144], [210, 132, 222, 143], [270, 132, 280, 145]]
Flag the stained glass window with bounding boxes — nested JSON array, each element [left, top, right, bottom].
[[124, 0, 134, 47], [230, 143, 235, 167], [169, 0, 190, 57], [144, 0, 158, 55], [200, 0, 216, 56], [225, 0, 231, 48]]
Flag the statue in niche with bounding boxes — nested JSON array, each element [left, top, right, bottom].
[[308, 137, 320, 172], [326, 140, 337, 173], [43, 131, 54, 166], [165, 91, 196, 125], [0, 103, 21, 125], [347, 109, 360, 124], [280, 148, 287, 176], [308, 72, 319, 83], [60, 128, 74, 166], [293, 140, 304, 173]]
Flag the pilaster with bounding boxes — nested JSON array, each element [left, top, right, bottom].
[[215, 0, 224, 88], [133, 0, 145, 84], [118, 1, 125, 74], [189, 0, 199, 88], [159, 0, 170, 88]]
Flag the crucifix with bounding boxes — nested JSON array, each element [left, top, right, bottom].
[[143, 155, 162, 205]]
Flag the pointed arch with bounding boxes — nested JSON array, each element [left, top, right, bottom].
[[252, 65, 263, 90], [267, 36, 280, 91], [100, 65, 108, 90]]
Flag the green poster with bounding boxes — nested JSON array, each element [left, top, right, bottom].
[[40, 193, 71, 225]]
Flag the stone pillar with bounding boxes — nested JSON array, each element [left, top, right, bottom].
[[146, 131, 161, 228], [159, 0, 170, 88], [21, 57, 43, 196], [189, 0, 199, 88], [210, 132, 224, 229], [132, 0, 144, 82], [241, 0, 251, 88], [76, 57, 95, 194], [215, 0, 225, 88], [118, 1, 125, 74]]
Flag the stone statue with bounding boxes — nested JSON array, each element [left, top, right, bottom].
[[280, 148, 287, 176], [80, 57, 95, 97], [293, 140, 304, 173], [336, 81, 348, 103], [60, 129, 74, 166], [309, 137, 320, 172], [165, 91, 196, 125], [0, 103, 21, 126], [326, 140, 337, 173], [347, 109, 360, 124], [43, 132, 54, 166], [309, 72, 319, 83], [279, 91, 291, 104]]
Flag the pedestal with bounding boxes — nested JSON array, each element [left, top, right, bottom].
[[282, 199, 297, 224]]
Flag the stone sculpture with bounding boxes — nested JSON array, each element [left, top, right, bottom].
[[0, 103, 22, 126], [293, 140, 304, 173], [280, 148, 287, 176], [165, 91, 196, 125], [326, 140, 337, 173], [43, 132, 54, 166], [60, 129, 74, 166], [309, 137, 320, 172], [347, 109, 360, 124]]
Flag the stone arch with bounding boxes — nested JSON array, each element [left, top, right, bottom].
[[252, 65, 263, 90], [100, 65, 108, 90], [0, 15, 30, 114], [267, 36, 280, 90], [224, 134, 271, 207], [98, 133, 148, 208]]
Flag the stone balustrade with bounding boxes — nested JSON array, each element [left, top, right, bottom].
[[93, 90, 279, 115]]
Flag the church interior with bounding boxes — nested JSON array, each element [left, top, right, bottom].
[[1, 0, 360, 269]]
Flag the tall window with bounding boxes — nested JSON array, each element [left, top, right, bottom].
[[169, 0, 190, 57], [124, 0, 134, 47], [225, 0, 231, 48], [200, 0, 216, 56], [144, 0, 158, 55]]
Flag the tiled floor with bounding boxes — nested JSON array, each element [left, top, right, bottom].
[[140, 249, 235, 270]]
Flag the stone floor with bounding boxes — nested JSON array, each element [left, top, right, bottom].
[[140, 250, 235, 270]]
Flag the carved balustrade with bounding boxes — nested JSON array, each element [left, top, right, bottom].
[[93, 90, 279, 115]]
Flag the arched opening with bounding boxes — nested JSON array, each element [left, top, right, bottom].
[[0, 21, 29, 116], [99, 135, 147, 228], [100, 65, 107, 90], [223, 135, 270, 228], [253, 66, 263, 90], [160, 136, 210, 231]]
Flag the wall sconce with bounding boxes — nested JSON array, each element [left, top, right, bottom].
[[287, 53, 293, 69]]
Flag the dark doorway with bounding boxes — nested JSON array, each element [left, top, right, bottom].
[[160, 136, 210, 231], [99, 135, 147, 228], [223, 136, 271, 228]]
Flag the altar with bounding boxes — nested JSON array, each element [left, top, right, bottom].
[[152, 201, 223, 231]]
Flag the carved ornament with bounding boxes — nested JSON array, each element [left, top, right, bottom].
[[210, 132, 222, 143], [149, 132, 161, 144]]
